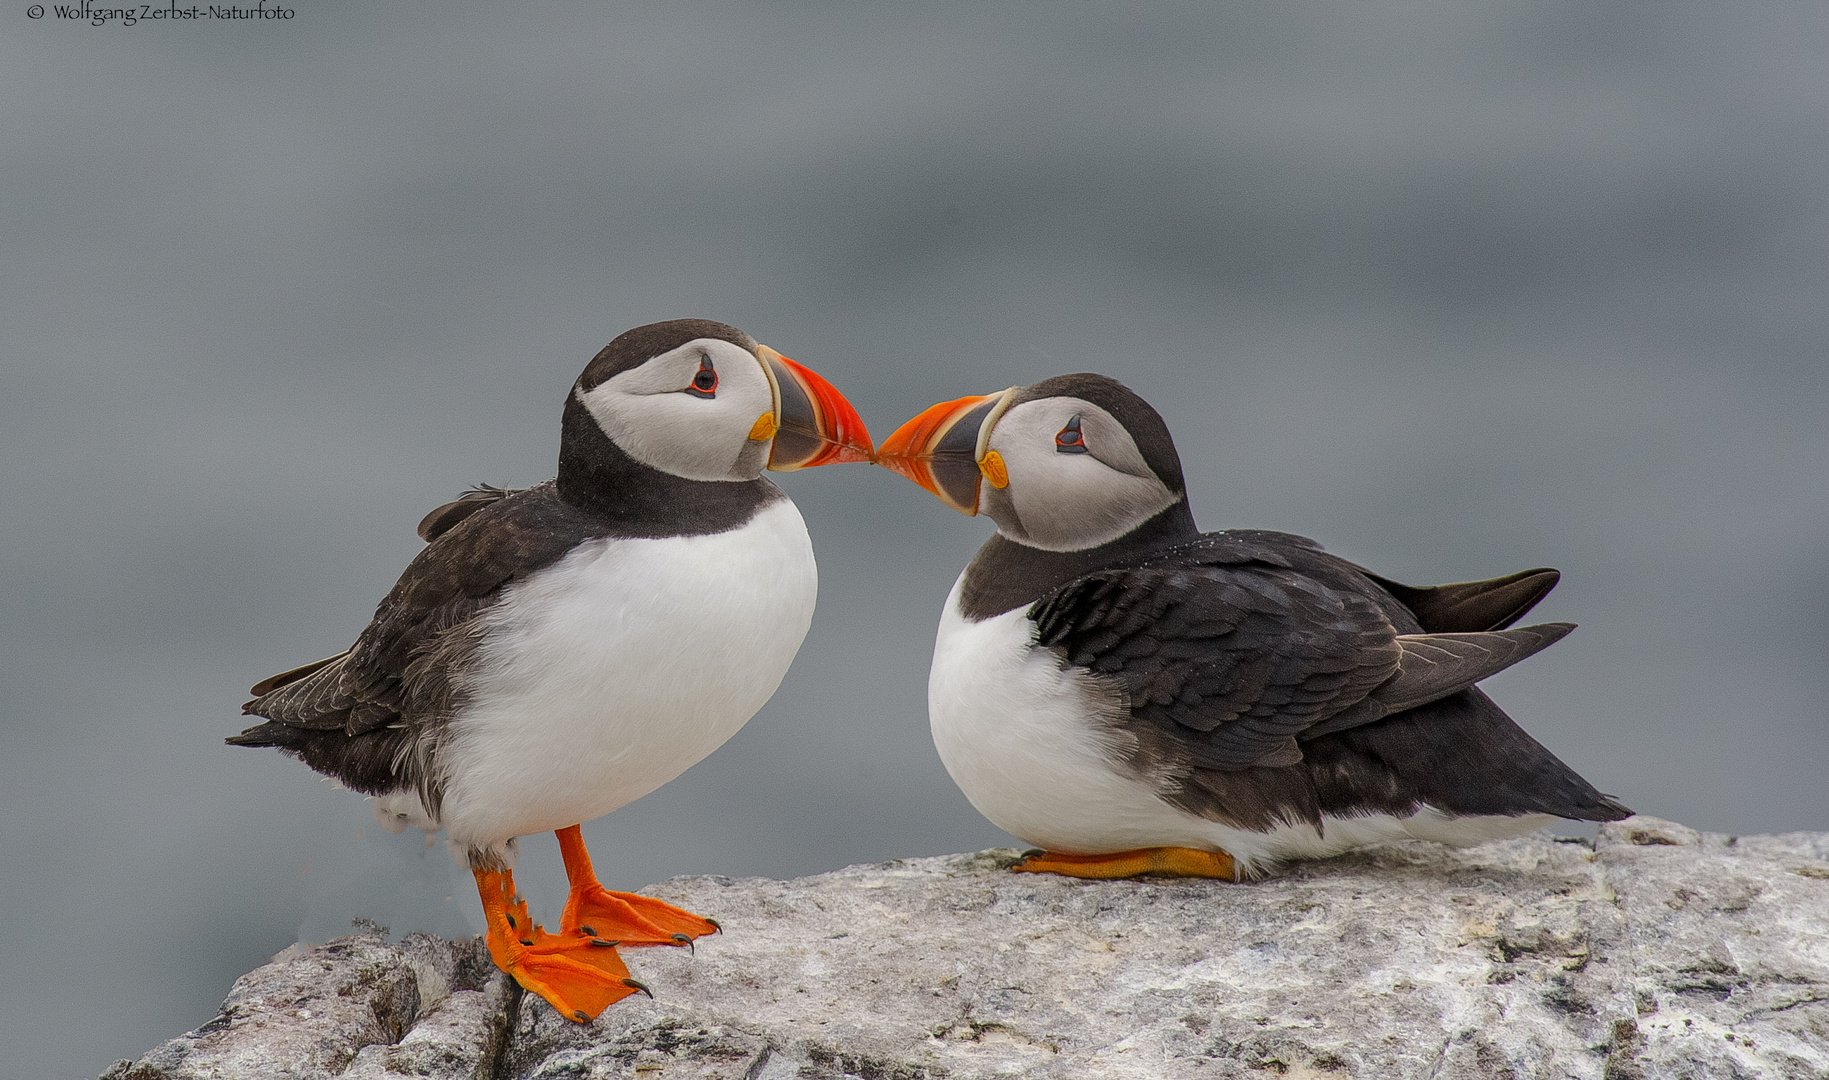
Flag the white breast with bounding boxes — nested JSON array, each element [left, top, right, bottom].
[[433, 498, 816, 853], [927, 574, 1551, 876], [929, 575, 1222, 856]]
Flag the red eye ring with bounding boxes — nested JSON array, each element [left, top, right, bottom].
[[686, 356, 718, 398], [1055, 414, 1088, 454]]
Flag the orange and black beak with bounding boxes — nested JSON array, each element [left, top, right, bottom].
[[875, 388, 1017, 514], [756, 346, 875, 471]]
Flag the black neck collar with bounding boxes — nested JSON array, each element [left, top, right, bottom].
[[957, 498, 1200, 619], [555, 394, 780, 538]]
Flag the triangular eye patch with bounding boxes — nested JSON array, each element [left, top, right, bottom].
[[685, 355, 718, 399]]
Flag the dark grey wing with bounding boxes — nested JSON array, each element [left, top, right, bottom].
[[1029, 554, 1579, 770], [416, 484, 525, 542], [1298, 622, 1576, 739], [341, 482, 606, 727], [230, 481, 603, 799], [1119, 537, 1616, 826], [1028, 561, 1404, 770], [236, 481, 600, 738], [246, 480, 531, 726], [248, 652, 347, 697], [239, 652, 367, 730], [1360, 567, 1560, 633]]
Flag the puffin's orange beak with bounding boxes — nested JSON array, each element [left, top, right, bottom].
[[876, 390, 1015, 515], [758, 347, 875, 470]]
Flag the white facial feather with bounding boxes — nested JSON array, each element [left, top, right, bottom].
[[576, 337, 775, 482], [979, 397, 1180, 552]]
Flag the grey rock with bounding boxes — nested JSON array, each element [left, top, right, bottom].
[[101, 928, 496, 1080], [104, 817, 1829, 1079]]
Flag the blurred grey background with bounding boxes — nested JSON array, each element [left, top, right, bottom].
[[3, 1, 1826, 1076]]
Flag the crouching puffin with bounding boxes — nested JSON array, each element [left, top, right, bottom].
[[230, 320, 872, 1020], [876, 373, 1628, 881]]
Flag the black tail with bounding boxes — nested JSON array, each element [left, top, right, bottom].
[[1366, 568, 1562, 634], [225, 720, 293, 748], [225, 720, 418, 799]]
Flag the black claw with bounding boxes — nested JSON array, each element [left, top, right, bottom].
[[573, 1010, 589, 1022], [705, 917, 722, 934], [579, 925, 597, 937], [505, 913, 516, 929], [588, 938, 619, 948], [623, 977, 654, 999], [672, 932, 695, 953], [520, 939, 534, 947], [1020, 848, 1044, 857]]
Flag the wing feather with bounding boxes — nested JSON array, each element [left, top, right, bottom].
[[239, 481, 600, 738], [1029, 554, 1403, 770]]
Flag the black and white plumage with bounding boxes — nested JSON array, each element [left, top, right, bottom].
[[230, 319, 873, 870], [879, 372, 1628, 878]]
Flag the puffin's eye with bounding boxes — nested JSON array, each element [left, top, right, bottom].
[[685, 356, 718, 398], [1055, 414, 1088, 454]]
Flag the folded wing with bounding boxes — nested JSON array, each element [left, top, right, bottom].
[[1028, 552, 1573, 771], [229, 482, 605, 796]]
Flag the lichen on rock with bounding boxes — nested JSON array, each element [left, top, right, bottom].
[[103, 818, 1829, 1079]]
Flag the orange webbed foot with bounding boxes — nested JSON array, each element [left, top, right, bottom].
[[560, 883, 721, 948], [1014, 846, 1240, 880], [555, 824, 720, 948], [474, 868, 649, 1023]]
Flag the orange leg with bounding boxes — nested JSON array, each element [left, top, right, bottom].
[[473, 866, 650, 1023], [1014, 846, 1240, 880], [555, 824, 720, 947]]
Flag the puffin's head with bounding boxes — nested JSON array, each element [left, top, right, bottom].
[[877, 372, 1185, 552], [571, 319, 873, 481]]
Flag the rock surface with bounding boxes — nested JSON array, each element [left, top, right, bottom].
[[104, 817, 1829, 1079]]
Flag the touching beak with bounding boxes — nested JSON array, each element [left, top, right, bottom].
[[756, 346, 875, 471], [875, 389, 1016, 515]]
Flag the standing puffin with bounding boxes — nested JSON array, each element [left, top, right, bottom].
[[230, 320, 872, 1020], [876, 373, 1628, 881]]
